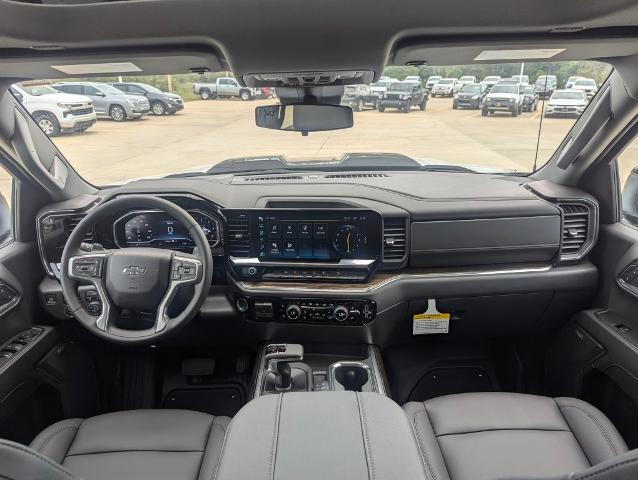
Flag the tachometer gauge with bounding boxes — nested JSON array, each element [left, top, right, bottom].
[[333, 225, 364, 256], [124, 215, 153, 244]]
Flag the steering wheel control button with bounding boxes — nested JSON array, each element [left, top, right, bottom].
[[87, 301, 102, 316], [72, 257, 103, 279]]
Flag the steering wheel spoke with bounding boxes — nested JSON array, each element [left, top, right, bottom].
[[155, 254, 204, 333], [67, 251, 118, 331]]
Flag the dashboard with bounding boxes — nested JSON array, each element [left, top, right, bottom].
[[35, 173, 601, 335]]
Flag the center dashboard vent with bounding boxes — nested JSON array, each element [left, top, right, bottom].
[[243, 176, 303, 182], [226, 215, 251, 257], [323, 173, 389, 179], [558, 202, 591, 259], [383, 217, 407, 262]]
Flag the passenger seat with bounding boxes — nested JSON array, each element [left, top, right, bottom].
[[404, 392, 627, 480]]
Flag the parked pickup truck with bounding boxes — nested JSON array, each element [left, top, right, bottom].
[[9, 84, 96, 137], [192, 78, 260, 100], [341, 85, 378, 111]]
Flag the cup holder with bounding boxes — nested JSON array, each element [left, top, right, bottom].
[[329, 362, 371, 392]]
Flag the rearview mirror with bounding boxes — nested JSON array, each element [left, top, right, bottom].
[[255, 104, 353, 134]]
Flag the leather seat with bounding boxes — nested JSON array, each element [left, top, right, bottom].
[[29, 409, 230, 480], [403, 392, 628, 480]]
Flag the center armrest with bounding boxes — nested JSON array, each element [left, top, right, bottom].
[[215, 391, 427, 480]]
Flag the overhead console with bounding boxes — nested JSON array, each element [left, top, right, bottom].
[[224, 209, 383, 283]]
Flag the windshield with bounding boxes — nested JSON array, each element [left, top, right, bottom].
[[459, 77, 474, 82], [373, 81, 393, 88], [552, 91, 585, 100], [141, 84, 163, 94], [574, 80, 596, 87], [388, 83, 413, 92], [460, 84, 482, 93], [489, 84, 518, 94], [98, 84, 128, 95], [427, 76, 442, 82], [438, 79, 454, 84], [20, 61, 611, 186], [483, 77, 499, 82], [21, 85, 59, 96]]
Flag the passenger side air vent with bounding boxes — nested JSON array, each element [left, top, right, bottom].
[[226, 215, 251, 257], [558, 202, 591, 259], [63, 216, 93, 243], [383, 217, 407, 262], [324, 173, 389, 179]]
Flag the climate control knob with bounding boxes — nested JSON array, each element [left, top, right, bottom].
[[285, 304, 302, 321], [333, 305, 349, 322]]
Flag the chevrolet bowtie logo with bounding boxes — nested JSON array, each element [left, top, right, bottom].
[[122, 266, 147, 276]]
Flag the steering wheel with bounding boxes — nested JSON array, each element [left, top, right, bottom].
[[60, 196, 213, 345]]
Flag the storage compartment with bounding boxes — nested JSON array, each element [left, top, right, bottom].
[[410, 215, 560, 267]]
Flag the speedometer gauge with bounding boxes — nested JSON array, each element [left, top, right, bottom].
[[192, 213, 218, 243], [333, 225, 365, 256], [124, 215, 153, 244]]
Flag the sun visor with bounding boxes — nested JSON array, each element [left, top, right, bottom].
[[392, 35, 638, 66], [0, 47, 226, 79]]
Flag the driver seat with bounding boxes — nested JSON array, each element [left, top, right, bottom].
[[28, 409, 230, 480]]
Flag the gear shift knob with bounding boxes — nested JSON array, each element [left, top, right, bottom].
[[265, 344, 304, 390]]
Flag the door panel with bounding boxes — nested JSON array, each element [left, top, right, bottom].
[[547, 222, 638, 448]]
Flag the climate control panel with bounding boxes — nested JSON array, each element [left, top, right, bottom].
[[234, 296, 376, 326]]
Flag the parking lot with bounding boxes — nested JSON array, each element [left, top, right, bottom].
[[50, 97, 635, 186]]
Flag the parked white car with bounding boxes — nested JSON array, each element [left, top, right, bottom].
[[565, 76, 585, 89], [404, 75, 421, 84], [480, 75, 502, 91], [370, 78, 399, 98], [544, 89, 589, 117], [570, 78, 598, 98], [481, 82, 525, 116], [425, 75, 442, 90], [431, 78, 458, 97], [9, 84, 96, 137]]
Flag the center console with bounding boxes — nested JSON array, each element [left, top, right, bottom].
[[225, 209, 382, 283], [253, 343, 388, 398]]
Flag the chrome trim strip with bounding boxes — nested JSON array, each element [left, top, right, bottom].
[[236, 264, 553, 294], [230, 257, 376, 267]]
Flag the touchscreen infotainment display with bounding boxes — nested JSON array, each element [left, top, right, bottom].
[[249, 210, 382, 261]]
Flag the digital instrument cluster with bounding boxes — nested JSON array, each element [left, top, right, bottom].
[[113, 210, 221, 248]]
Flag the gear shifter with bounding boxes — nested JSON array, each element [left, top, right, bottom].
[[275, 361, 292, 389], [265, 344, 304, 391]]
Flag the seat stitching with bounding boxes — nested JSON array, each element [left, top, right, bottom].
[[65, 449, 206, 457], [195, 417, 215, 480], [435, 427, 571, 437], [576, 456, 638, 480], [411, 408, 438, 480], [269, 393, 283, 480], [212, 419, 231, 480], [0, 441, 76, 479], [34, 425, 79, 456], [355, 392, 374, 480], [558, 402, 619, 456], [209, 421, 228, 480]]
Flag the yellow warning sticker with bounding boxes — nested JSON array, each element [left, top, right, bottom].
[[413, 300, 450, 335]]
